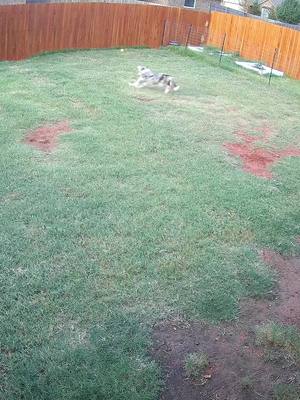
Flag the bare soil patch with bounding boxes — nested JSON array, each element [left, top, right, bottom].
[[152, 251, 300, 399], [261, 250, 300, 328], [25, 120, 72, 152], [224, 127, 300, 178]]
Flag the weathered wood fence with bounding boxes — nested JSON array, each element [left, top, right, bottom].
[[208, 12, 300, 79], [0, 3, 209, 60], [0, 3, 299, 79]]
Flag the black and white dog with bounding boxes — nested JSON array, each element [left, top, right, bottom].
[[130, 66, 180, 94]]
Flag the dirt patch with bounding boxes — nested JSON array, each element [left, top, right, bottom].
[[25, 120, 72, 152], [152, 251, 300, 399], [153, 319, 299, 400], [261, 250, 300, 328], [224, 127, 300, 178], [239, 251, 300, 330]]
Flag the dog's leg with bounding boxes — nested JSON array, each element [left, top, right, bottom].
[[134, 77, 147, 88]]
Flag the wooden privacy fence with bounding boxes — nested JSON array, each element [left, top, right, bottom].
[[0, 4, 299, 79], [0, 3, 209, 60], [208, 12, 300, 79]]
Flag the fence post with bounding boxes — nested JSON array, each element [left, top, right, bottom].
[[269, 47, 278, 86], [219, 33, 227, 64], [204, 19, 209, 44], [185, 24, 192, 48], [161, 20, 167, 47]]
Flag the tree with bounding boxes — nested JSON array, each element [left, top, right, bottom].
[[239, 0, 253, 13], [249, 0, 262, 14], [240, 0, 261, 13], [268, 7, 278, 19], [277, 0, 300, 24]]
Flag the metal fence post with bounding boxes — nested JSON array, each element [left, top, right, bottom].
[[161, 20, 167, 47], [219, 33, 227, 64], [269, 47, 278, 86], [185, 24, 192, 48]]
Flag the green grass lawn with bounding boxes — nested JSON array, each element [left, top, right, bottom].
[[0, 47, 299, 399]]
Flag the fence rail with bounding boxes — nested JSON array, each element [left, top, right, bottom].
[[0, 4, 299, 79]]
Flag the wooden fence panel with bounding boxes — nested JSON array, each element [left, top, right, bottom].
[[0, 4, 299, 79], [0, 3, 209, 60], [208, 11, 300, 79]]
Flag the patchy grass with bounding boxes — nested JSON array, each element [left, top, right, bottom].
[[274, 384, 300, 400], [184, 352, 209, 378], [0, 47, 299, 399], [256, 323, 300, 361]]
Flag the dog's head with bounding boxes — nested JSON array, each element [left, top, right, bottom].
[[137, 65, 147, 73]]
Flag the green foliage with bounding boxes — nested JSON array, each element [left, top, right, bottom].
[[184, 353, 209, 378], [277, 0, 300, 24], [269, 7, 278, 20]]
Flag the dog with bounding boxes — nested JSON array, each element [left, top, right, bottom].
[[130, 66, 179, 94]]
